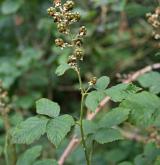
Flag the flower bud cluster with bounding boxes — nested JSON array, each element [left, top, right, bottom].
[[147, 127, 160, 147], [147, 7, 160, 40], [88, 77, 97, 86], [0, 81, 9, 113], [47, 0, 80, 34], [47, 0, 87, 69]]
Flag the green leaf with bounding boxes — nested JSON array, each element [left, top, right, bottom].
[[34, 159, 58, 165], [134, 143, 160, 165], [17, 47, 43, 68], [55, 63, 71, 76], [83, 120, 98, 136], [118, 162, 133, 165], [93, 0, 113, 7], [120, 92, 160, 128], [36, 98, 60, 118], [85, 91, 106, 112], [138, 72, 160, 94], [95, 76, 110, 90], [106, 83, 141, 102], [105, 148, 128, 163], [93, 128, 123, 144], [125, 2, 151, 18], [1, 0, 22, 15], [154, 157, 160, 165], [13, 92, 41, 110], [11, 117, 48, 144], [16, 145, 42, 165], [10, 113, 23, 126], [74, 120, 98, 137], [46, 115, 74, 147], [98, 108, 130, 128]]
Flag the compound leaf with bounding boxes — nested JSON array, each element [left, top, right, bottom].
[[120, 92, 160, 128]]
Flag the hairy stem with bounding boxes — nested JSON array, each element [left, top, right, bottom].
[[76, 68, 90, 165]]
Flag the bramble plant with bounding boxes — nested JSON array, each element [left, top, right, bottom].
[[0, 0, 160, 165]]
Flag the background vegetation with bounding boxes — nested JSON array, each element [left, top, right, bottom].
[[0, 0, 160, 164]]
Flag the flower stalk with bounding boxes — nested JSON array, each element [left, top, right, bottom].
[[47, 1, 91, 164]]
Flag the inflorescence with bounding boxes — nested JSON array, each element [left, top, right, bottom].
[[0, 81, 9, 114], [47, 0, 87, 68], [147, 7, 160, 40]]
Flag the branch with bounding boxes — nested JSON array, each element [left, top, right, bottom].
[[122, 63, 160, 83], [119, 129, 147, 143], [58, 63, 160, 165]]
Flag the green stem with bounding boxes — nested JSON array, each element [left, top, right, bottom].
[[76, 68, 90, 165], [89, 141, 94, 163], [2, 112, 17, 165], [4, 134, 9, 165]]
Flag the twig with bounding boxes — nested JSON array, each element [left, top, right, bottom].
[[58, 63, 160, 165], [122, 63, 160, 83], [119, 129, 147, 143]]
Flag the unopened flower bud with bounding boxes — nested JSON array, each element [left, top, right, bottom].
[[74, 12, 80, 21], [155, 7, 160, 15], [73, 38, 83, 46], [53, 13, 62, 22], [47, 7, 56, 16], [57, 22, 68, 33], [79, 26, 87, 36], [68, 55, 77, 67], [88, 77, 97, 86], [54, 0, 61, 7], [55, 38, 64, 47], [155, 34, 160, 40], [63, 1, 74, 11], [65, 12, 75, 21], [74, 48, 84, 60]]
